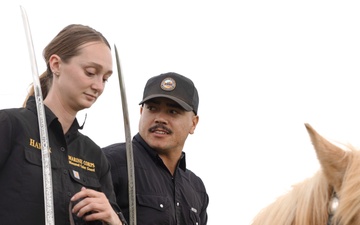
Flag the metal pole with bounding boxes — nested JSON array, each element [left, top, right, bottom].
[[114, 44, 137, 225], [20, 6, 55, 225]]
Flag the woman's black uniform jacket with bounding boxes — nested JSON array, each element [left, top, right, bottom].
[[102, 133, 209, 225], [0, 96, 125, 225]]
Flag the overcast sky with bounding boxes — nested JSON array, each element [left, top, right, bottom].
[[2, 1, 360, 224]]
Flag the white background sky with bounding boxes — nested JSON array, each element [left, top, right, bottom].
[[2, 1, 360, 224]]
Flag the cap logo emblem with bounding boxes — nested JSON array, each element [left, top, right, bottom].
[[160, 77, 176, 91]]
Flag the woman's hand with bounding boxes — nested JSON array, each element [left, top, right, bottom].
[[71, 187, 123, 225]]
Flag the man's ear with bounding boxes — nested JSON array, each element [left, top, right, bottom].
[[189, 115, 199, 134]]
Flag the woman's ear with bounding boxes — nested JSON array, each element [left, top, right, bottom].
[[49, 54, 61, 75]]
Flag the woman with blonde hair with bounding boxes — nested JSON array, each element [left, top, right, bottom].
[[0, 24, 126, 225]]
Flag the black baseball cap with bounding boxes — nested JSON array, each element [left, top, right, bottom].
[[139, 72, 199, 115]]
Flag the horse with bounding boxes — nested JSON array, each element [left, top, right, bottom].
[[251, 123, 360, 225]]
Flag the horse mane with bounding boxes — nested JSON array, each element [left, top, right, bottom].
[[251, 124, 360, 225], [251, 170, 330, 225], [334, 148, 360, 224]]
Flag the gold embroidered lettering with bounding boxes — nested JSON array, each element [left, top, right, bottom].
[[68, 155, 96, 172], [68, 155, 83, 164], [29, 138, 41, 150], [83, 161, 96, 172], [83, 161, 95, 168]]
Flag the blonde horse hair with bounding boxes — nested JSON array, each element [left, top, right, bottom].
[[251, 123, 360, 225]]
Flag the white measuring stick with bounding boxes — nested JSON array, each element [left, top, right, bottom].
[[20, 6, 55, 225]]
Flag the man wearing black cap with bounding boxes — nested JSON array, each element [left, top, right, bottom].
[[102, 72, 209, 225]]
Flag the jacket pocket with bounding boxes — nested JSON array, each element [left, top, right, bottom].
[[68, 169, 102, 190], [137, 194, 169, 212], [136, 194, 172, 224], [22, 148, 46, 203]]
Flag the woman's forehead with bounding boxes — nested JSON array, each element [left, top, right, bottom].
[[73, 42, 112, 70]]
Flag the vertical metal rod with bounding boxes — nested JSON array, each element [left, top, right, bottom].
[[20, 6, 55, 225], [114, 44, 137, 225]]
